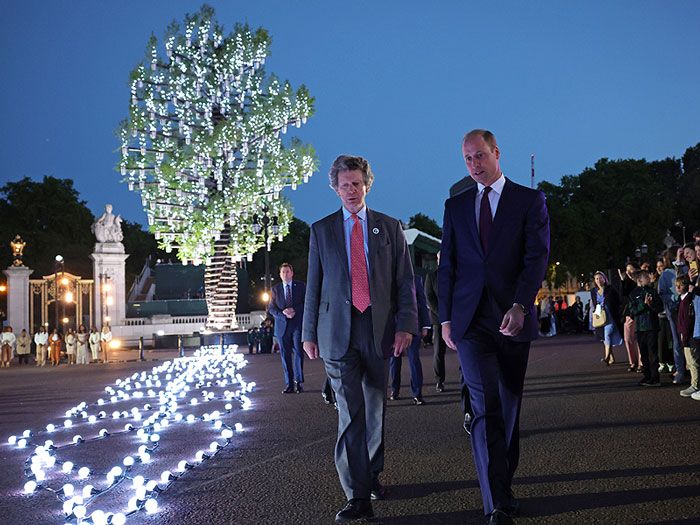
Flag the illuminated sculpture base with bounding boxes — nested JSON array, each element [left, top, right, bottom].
[[3, 264, 33, 332], [91, 243, 129, 328]]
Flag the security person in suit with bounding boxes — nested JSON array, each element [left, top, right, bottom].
[[268, 263, 306, 393], [439, 130, 549, 525], [303, 155, 417, 524], [389, 273, 431, 404]]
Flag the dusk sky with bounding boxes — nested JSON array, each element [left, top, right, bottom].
[[2, 1, 699, 230]]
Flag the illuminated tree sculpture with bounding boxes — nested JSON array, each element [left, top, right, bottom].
[[118, 5, 316, 330]]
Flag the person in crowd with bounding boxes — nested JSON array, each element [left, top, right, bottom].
[[76, 325, 89, 365], [49, 329, 62, 366], [591, 271, 624, 365], [16, 329, 31, 365], [89, 326, 101, 363], [572, 296, 585, 333], [656, 257, 677, 374], [425, 252, 447, 392], [268, 262, 306, 394], [618, 263, 642, 372], [439, 130, 549, 525], [34, 326, 48, 367], [302, 154, 417, 523], [538, 296, 552, 336], [676, 276, 698, 397], [64, 328, 76, 365], [626, 270, 664, 386], [246, 327, 259, 354], [1, 326, 17, 367], [389, 273, 430, 405], [258, 320, 273, 354], [640, 261, 652, 273], [689, 272, 700, 401], [100, 324, 113, 364]]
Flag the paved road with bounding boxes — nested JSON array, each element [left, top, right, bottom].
[[1, 335, 699, 525]]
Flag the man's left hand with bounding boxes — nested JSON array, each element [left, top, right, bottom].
[[392, 331, 413, 357], [499, 306, 525, 337]]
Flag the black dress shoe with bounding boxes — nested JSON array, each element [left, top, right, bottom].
[[335, 499, 374, 523], [294, 382, 304, 393], [463, 412, 473, 435], [389, 391, 400, 400], [436, 382, 444, 392], [370, 479, 387, 500], [282, 385, 294, 394], [412, 396, 424, 405], [486, 509, 514, 525]]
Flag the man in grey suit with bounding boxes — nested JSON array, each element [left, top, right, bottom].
[[303, 155, 418, 523]]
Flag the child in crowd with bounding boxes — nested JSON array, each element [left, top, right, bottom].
[[676, 276, 699, 398], [626, 269, 664, 386]]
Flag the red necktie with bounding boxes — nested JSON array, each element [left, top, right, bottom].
[[479, 186, 493, 253], [350, 213, 370, 312]]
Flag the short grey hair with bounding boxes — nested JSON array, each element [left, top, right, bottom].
[[328, 155, 375, 190]]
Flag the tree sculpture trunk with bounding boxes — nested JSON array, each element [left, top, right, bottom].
[[204, 225, 238, 331]]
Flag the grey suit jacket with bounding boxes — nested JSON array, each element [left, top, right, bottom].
[[302, 208, 418, 360]]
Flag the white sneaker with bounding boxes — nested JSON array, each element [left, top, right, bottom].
[[680, 386, 699, 397], [691, 390, 700, 401]]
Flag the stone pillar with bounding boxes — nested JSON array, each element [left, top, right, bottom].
[[3, 265, 33, 331], [91, 243, 129, 328]]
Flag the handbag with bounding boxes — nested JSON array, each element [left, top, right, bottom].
[[592, 303, 607, 328]]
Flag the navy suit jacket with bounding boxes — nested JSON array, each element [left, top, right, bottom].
[[268, 280, 306, 339], [438, 178, 550, 343]]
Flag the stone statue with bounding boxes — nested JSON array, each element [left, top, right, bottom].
[[92, 204, 124, 243], [10, 235, 26, 266]]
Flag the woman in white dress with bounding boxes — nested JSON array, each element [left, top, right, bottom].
[[64, 328, 77, 365], [100, 325, 113, 364], [34, 326, 48, 366], [76, 325, 89, 365], [89, 326, 101, 363], [1, 326, 17, 367]]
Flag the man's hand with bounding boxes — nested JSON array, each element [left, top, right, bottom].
[[392, 331, 413, 357], [442, 322, 457, 350], [303, 341, 319, 359], [421, 327, 429, 338], [689, 267, 699, 280], [283, 307, 295, 319], [500, 306, 525, 337]]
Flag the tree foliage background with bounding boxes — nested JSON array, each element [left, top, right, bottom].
[[539, 142, 700, 282], [0, 177, 163, 288]]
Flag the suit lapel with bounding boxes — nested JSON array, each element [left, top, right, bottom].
[[330, 209, 350, 282], [462, 187, 483, 258], [488, 178, 515, 249]]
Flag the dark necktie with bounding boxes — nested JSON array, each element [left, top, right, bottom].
[[284, 284, 292, 308], [350, 213, 370, 312], [479, 186, 493, 253]]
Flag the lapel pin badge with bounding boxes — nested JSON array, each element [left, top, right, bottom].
[[372, 227, 380, 234]]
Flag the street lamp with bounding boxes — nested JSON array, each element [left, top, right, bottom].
[[54, 255, 64, 331], [252, 207, 280, 301]]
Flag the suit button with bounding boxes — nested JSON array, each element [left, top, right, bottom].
[[345, 300, 350, 304]]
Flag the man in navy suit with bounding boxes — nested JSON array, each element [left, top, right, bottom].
[[439, 130, 549, 525], [389, 273, 431, 404], [268, 263, 306, 393]]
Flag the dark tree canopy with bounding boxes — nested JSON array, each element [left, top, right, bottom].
[[538, 143, 698, 279], [408, 212, 442, 239], [0, 177, 161, 287]]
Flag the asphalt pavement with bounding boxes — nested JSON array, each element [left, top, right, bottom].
[[1, 335, 699, 525]]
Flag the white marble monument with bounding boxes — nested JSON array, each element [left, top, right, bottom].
[[90, 205, 129, 327]]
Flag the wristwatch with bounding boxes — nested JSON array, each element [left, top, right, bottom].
[[513, 303, 528, 316]]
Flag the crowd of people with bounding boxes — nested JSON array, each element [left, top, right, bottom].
[[587, 236, 700, 398], [0, 324, 114, 367]]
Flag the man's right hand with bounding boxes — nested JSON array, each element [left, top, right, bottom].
[[442, 322, 457, 350], [303, 341, 319, 359]]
